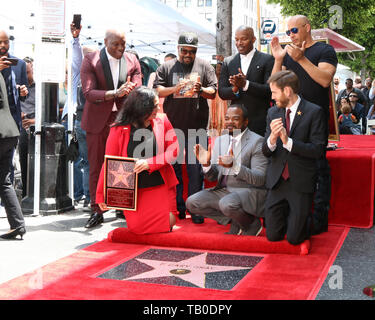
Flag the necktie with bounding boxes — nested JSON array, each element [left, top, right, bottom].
[[282, 109, 291, 180]]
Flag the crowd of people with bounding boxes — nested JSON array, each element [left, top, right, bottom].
[[335, 76, 375, 135], [0, 14, 374, 251]]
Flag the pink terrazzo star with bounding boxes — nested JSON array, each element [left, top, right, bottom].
[[124, 252, 250, 288]]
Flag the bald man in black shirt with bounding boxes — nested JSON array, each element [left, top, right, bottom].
[[271, 15, 338, 235]]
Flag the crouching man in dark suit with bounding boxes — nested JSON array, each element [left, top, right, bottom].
[[262, 70, 326, 245]]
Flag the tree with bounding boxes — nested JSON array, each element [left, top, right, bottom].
[[268, 0, 375, 77], [216, 0, 232, 57]]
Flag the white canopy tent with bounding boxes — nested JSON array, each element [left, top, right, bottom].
[[1, 0, 217, 61], [71, 0, 217, 61]]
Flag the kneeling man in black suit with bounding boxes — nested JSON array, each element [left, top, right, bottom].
[[262, 70, 326, 245]]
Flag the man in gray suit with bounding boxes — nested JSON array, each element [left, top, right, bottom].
[[0, 73, 26, 240], [186, 104, 268, 236]]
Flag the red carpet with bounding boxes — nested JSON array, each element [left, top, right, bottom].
[[109, 219, 310, 255], [327, 135, 375, 228], [0, 225, 348, 300]]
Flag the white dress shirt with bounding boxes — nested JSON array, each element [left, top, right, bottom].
[[267, 95, 301, 152], [202, 128, 248, 175], [240, 48, 256, 92], [105, 48, 120, 111]]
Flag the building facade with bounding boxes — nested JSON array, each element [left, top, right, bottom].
[[159, 0, 284, 38]]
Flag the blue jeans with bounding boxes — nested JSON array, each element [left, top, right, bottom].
[[75, 119, 90, 202]]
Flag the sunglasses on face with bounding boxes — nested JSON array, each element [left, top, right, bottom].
[[286, 24, 306, 36], [286, 28, 299, 36], [349, 95, 358, 98], [180, 48, 197, 55]]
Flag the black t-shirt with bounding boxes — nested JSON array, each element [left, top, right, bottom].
[[283, 41, 338, 117], [154, 57, 217, 136]]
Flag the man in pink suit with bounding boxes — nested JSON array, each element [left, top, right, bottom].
[[80, 29, 142, 228]]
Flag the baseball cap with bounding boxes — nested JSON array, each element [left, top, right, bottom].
[[178, 32, 199, 48]]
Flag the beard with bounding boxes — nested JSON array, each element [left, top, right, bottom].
[[0, 47, 8, 56], [276, 95, 289, 108]]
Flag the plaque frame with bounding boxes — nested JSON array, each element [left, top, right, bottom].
[[103, 155, 138, 211]]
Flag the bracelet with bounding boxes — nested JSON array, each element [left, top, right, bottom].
[[233, 90, 240, 98]]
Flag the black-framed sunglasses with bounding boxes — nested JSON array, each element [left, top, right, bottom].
[[286, 28, 299, 36], [180, 48, 197, 55], [349, 95, 358, 98]]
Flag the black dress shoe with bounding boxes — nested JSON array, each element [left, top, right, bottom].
[[190, 213, 204, 224], [0, 226, 26, 240], [178, 210, 186, 219], [85, 212, 104, 228], [225, 222, 241, 235], [116, 210, 125, 220]]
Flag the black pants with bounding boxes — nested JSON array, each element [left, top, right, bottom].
[[312, 107, 331, 233], [0, 137, 25, 230], [312, 151, 331, 232], [18, 128, 29, 198], [265, 179, 313, 245], [173, 135, 205, 214], [311, 112, 331, 234]]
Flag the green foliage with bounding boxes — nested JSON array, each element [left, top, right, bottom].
[[268, 0, 375, 77]]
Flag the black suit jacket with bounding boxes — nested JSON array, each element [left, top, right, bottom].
[[218, 50, 274, 136], [262, 98, 326, 193]]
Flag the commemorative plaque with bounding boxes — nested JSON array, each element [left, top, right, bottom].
[[104, 156, 138, 211]]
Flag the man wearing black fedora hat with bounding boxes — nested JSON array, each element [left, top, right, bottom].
[[154, 32, 217, 224]]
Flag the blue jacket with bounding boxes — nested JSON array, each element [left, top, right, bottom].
[[7, 54, 28, 129]]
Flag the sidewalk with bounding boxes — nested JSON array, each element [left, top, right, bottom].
[[0, 204, 125, 285]]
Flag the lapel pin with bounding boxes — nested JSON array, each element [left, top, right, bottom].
[[297, 111, 302, 116]]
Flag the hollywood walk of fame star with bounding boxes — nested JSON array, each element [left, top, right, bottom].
[[110, 162, 134, 188], [124, 252, 251, 288]]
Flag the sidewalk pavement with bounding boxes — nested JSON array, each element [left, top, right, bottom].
[[0, 204, 125, 285]]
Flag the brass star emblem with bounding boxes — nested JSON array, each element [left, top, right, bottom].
[[297, 111, 302, 116]]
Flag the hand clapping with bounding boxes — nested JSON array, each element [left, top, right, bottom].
[[285, 41, 306, 62], [229, 68, 247, 89], [270, 36, 287, 61], [270, 118, 288, 145], [117, 76, 136, 98], [193, 144, 211, 166]]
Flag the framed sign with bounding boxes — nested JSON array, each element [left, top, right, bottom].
[[280, 38, 340, 141], [104, 156, 138, 211]]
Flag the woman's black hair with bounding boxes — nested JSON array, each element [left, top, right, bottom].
[[114, 86, 157, 128]]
